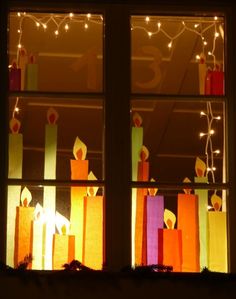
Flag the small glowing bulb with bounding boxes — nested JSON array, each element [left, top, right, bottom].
[[18, 44, 22, 49], [214, 16, 218, 20], [208, 51, 212, 55], [17, 12, 21, 17], [15, 107, 20, 113], [65, 24, 69, 30], [199, 132, 205, 138], [212, 167, 216, 171], [196, 54, 200, 60], [55, 30, 59, 36], [157, 22, 161, 28], [182, 21, 185, 26], [168, 41, 172, 48], [69, 13, 74, 18], [145, 16, 150, 22], [194, 24, 199, 28], [210, 129, 215, 135], [148, 32, 152, 37], [8, 65, 12, 69], [84, 23, 88, 29], [214, 149, 220, 154], [43, 24, 47, 29], [17, 29, 21, 33], [215, 116, 221, 120], [87, 13, 91, 19], [203, 41, 207, 45], [36, 22, 40, 27], [215, 32, 219, 38], [200, 111, 206, 116]]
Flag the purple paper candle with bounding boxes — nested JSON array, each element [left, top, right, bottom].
[[147, 194, 164, 265]]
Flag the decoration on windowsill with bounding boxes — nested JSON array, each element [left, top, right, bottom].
[[25, 53, 38, 90], [9, 61, 21, 91]]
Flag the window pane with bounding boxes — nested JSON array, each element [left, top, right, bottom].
[[9, 12, 103, 92], [131, 15, 225, 95], [8, 96, 104, 181], [131, 100, 225, 184], [132, 187, 228, 273], [6, 184, 104, 270]]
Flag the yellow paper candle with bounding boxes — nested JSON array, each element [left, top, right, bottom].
[[83, 171, 104, 270], [131, 112, 143, 266], [32, 203, 45, 270], [194, 157, 209, 270], [70, 137, 88, 262], [43, 107, 58, 270], [53, 212, 75, 270], [7, 117, 23, 267], [208, 193, 228, 272], [14, 187, 34, 269]]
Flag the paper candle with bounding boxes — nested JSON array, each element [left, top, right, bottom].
[[53, 212, 75, 270], [177, 179, 200, 272], [194, 157, 208, 270], [146, 181, 164, 265], [9, 61, 21, 91], [7, 118, 23, 267], [25, 54, 38, 91], [208, 194, 228, 272], [83, 171, 104, 270], [158, 209, 182, 272], [131, 112, 143, 265], [205, 68, 212, 95], [198, 53, 207, 95], [18, 47, 28, 90], [14, 187, 34, 269], [43, 108, 58, 270], [211, 65, 224, 95], [70, 137, 89, 262], [135, 145, 149, 266], [32, 203, 45, 270]]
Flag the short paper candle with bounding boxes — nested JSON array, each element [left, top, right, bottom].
[[158, 209, 182, 272], [194, 157, 208, 270], [53, 212, 75, 270], [208, 193, 228, 272], [83, 171, 104, 270], [14, 187, 34, 269], [25, 53, 38, 91], [70, 137, 88, 262], [135, 145, 149, 265], [146, 180, 164, 265], [9, 61, 21, 91]]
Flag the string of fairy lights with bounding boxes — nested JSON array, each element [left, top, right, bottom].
[[11, 12, 224, 182]]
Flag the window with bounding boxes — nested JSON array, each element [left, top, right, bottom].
[[2, 2, 234, 273]]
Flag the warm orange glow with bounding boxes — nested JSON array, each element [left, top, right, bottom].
[[47, 107, 59, 125], [195, 157, 207, 177], [211, 193, 222, 211], [133, 112, 142, 127], [10, 117, 21, 134], [164, 209, 176, 229], [73, 136, 87, 160]]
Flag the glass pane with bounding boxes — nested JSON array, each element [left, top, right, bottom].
[[131, 100, 225, 184], [132, 187, 228, 273], [7, 184, 104, 270], [131, 15, 225, 95], [8, 12, 103, 92], [8, 96, 104, 180]]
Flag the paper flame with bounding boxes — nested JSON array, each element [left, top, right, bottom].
[[183, 177, 192, 194], [34, 203, 44, 222], [164, 209, 176, 229], [55, 212, 70, 235], [148, 178, 158, 196], [47, 107, 59, 125], [140, 145, 149, 162], [195, 157, 206, 177], [10, 118, 21, 134], [211, 193, 222, 211], [20, 187, 32, 207], [73, 137, 87, 160], [87, 171, 99, 196], [133, 112, 142, 127]]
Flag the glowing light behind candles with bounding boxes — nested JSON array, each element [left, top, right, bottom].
[[7, 117, 23, 267], [43, 107, 58, 270]]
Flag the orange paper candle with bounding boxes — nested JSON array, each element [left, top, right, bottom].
[[158, 209, 182, 272], [135, 145, 149, 266], [53, 212, 75, 270], [70, 137, 88, 262], [14, 187, 34, 269], [177, 179, 200, 272], [83, 171, 104, 270]]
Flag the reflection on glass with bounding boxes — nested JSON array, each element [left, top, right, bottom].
[[131, 15, 225, 95], [8, 12, 103, 92], [7, 184, 104, 270], [132, 187, 228, 273]]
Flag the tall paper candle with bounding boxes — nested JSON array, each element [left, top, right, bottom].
[[194, 157, 208, 270], [158, 209, 182, 272], [25, 54, 38, 91], [131, 112, 143, 265], [32, 203, 45, 270], [83, 171, 104, 270], [198, 53, 207, 95], [70, 137, 89, 262], [43, 108, 58, 270], [135, 145, 149, 266], [7, 117, 23, 267], [14, 187, 34, 269], [53, 212, 75, 270], [177, 178, 200, 272], [208, 194, 228, 272], [146, 181, 164, 265]]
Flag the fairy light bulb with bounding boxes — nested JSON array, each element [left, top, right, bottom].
[[69, 13, 74, 18], [210, 129, 215, 135], [214, 16, 218, 20], [214, 149, 220, 154], [157, 22, 161, 28], [208, 51, 212, 56], [14, 107, 20, 113], [55, 30, 59, 36], [215, 32, 219, 38], [65, 24, 69, 31], [87, 13, 91, 19], [145, 16, 150, 23], [194, 24, 199, 28], [36, 22, 40, 27], [17, 29, 21, 33], [199, 132, 205, 138], [196, 54, 200, 60], [18, 43, 22, 49], [84, 23, 88, 29], [17, 12, 21, 17], [148, 32, 152, 37], [168, 41, 172, 48], [182, 21, 185, 26], [203, 41, 207, 46], [43, 24, 47, 29]]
